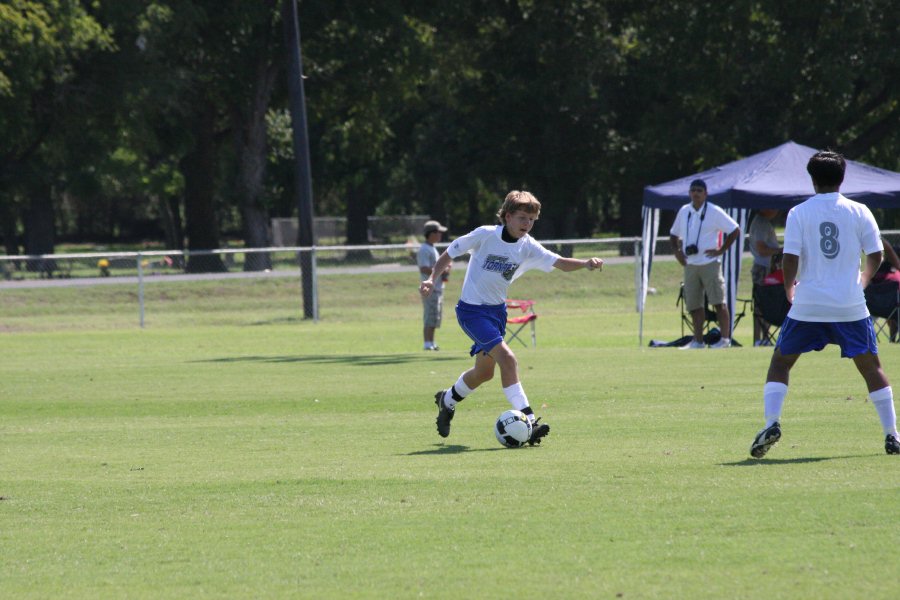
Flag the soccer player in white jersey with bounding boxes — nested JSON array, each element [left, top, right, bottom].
[[419, 191, 604, 444], [750, 151, 900, 458]]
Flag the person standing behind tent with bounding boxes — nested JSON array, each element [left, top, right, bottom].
[[669, 178, 741, 348], [418, 220, 449, 350], [749, 208, 782, 345]]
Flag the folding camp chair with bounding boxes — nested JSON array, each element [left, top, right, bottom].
[[677, 283, 750, 345], [505, 299, 538, 347], [677, 283, 717, 338], [865, 281, 900, 343], [752, 284, 791, 346]]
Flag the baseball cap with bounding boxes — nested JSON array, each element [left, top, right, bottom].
[[689, 179, 707, 191], [424, 220, 447, 234]]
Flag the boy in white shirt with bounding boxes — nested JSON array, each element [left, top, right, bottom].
[[419, 191, 603, 444], [750, 150, 899, 458]]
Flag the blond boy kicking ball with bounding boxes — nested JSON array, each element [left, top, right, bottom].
[[419, 190, 603, 445]]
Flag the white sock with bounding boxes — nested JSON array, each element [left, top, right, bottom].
[[868, 386, 897, 436], [424, 342, 433, 349], [764, 381, 788, 427], [443, 374, 474, 409], [503, 382, 529, 413]]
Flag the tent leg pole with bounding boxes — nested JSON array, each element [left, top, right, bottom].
[[635, 239, 643, 348]]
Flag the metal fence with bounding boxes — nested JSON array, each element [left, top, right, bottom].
[[0, 238, 641, 328]]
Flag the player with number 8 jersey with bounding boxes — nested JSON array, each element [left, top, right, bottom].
[[784, 202, 879, 321], [748, 150, 899, 458]]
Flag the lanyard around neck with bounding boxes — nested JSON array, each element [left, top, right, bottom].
[[686, 202, 707, 247]]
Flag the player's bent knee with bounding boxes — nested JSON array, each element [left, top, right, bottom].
[[476, 369, 494, 384], [470, 362, 495, 385]]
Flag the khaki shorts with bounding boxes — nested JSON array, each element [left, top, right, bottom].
[[422, 291, 443, 328], [683, 262, 725, 311]]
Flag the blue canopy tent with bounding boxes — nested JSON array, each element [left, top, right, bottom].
[[638, 141, 900, 345]]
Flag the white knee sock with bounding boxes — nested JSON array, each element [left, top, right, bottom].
[[503, 382, 529, 413], [443, 374, 474, 409], [764, 381, 788, 427], [868, 386, 897, 436]]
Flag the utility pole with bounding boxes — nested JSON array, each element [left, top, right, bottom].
[[283, 0, 317, 319]]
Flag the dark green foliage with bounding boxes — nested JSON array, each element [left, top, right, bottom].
[[1, 0, 898, 255]]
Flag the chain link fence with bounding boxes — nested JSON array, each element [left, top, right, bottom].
[[0, 238, 640, 328]]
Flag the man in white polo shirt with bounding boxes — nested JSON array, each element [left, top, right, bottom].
[[669, 178, 741, 348], [749, 150, 899, 458]]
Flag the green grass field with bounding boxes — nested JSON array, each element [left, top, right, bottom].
[[2, 260, 898, 598]]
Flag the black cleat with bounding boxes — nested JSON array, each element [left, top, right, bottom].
[[434, 390, 454, 438], [528, 417, 550, 446], [886, 434, 900, 455], [750, 422, 781, 458]]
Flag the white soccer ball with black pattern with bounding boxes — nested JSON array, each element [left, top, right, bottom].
[[494, 409, 533, 448]]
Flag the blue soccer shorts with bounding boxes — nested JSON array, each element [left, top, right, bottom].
[[776, 316, 878, 358], [455, 300, 507, 357]]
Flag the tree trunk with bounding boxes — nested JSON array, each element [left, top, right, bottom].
[[466, 192, 481, 231], [158, 195, 182, 250], [344, 181, 374, 261], [237, 59, 277, 271], [24, 183, 56, 276], [183, 100, 226, 273], [1, 197, 20, 256], [618, 181, 645, 236], [157, 194, 184, 269]]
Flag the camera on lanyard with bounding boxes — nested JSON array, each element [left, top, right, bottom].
[[684, 202, 707, 257]]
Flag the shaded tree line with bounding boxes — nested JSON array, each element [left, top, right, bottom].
[[2, 0, 898, 270]]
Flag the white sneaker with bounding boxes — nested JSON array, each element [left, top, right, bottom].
[[680, 340, 706, 349], [709, 338, 731, 349]]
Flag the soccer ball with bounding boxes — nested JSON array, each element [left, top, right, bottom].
[[494, 409, 533, 448]]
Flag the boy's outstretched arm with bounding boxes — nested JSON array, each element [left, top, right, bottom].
[[553, 257, 603, 272]]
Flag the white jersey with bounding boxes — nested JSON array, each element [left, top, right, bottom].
[[417, 242, 442, 292], [447, 225, 560, 305], [783, 192, 881, 322], [670, 201, 739, 265]]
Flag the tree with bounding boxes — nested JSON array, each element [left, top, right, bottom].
[[605, 0, 900, 233], [0, 0, 114, 259], [3, 0, 899, 251], [223, 1, 281, 270], [132, 1, 286, 271], [300, 2, 438, 246]]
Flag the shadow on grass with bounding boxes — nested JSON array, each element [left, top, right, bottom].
[[196, 354, 460, 367], [404, 444, 506, 455], [249, 316, 305, 326], [721, 455, 864, 466]]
